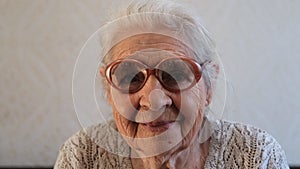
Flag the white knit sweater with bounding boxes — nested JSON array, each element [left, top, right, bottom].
[[54, 120, 289, 168]]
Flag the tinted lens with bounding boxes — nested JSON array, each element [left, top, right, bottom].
[[110, 61, 146, 92], [157, 59, 196, 91]]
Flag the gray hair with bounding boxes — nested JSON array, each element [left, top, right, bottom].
[[100, 0, 219, 89]]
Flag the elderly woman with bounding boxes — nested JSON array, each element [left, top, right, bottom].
[[55, 0, 289, 168]]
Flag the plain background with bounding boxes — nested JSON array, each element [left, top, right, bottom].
[[0, 0, 299, 166]]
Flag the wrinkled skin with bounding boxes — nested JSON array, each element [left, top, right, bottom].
[[104, 33, 214, 169]]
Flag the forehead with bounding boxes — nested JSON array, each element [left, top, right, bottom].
[[108, 33, 194, 65]]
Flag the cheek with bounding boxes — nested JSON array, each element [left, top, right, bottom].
[[109, 88, 139, 121], [109, 88, 139, 136], [180, 86, 206, 118], [178, 85, 207, 138]]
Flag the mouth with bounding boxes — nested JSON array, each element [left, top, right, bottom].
[[141, 121, 176, 132]]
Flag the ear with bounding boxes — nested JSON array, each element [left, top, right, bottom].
[[205, 62, 219, 106], [100, 67, 106, 77], [205, 88, 212, 106], [106, 90, 114, 108], [210, 61, 220, 76]]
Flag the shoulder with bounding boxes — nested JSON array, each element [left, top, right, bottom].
[[208, 120, 289, 168], [54, 120, 132, 169]]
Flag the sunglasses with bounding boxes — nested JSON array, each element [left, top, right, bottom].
[[104, 57, 206, 93]]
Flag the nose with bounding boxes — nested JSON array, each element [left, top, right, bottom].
[[139, 75, 172, 111]]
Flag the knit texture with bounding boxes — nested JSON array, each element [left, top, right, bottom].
[[54, 120, 289, 168]]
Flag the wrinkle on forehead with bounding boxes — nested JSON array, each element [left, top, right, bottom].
[[106, 33, 195, 64], [128, 48, 186, 66]]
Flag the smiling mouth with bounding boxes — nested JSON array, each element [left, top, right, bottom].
[[141, 121, 176, 132]]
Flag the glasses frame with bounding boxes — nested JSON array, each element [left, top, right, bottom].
[[104, 57, 206, 94]]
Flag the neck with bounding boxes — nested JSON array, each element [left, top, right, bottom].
[[131, 139, 210, 169]]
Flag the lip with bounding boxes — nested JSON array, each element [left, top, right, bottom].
[[141, 121, 176, 132]]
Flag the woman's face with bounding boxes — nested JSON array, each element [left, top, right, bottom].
[[105, 33, 210, 157]]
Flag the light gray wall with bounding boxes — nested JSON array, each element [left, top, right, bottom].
[[0, 0, 299, 166]]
